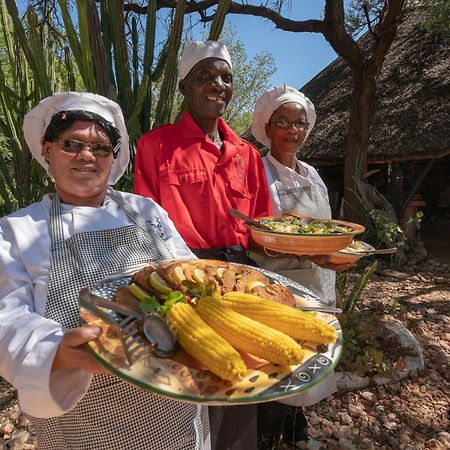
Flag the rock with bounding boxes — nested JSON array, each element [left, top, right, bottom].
[[308, 412, 321, 426], [308, 427, 321, 439], [339, 412, 352, 425], [361, 391, 376, 402], [7, 430, 29, 448], [337, 425, 352, 440], [348, 403, 365, 417], [1, 420, 14, 435], [16, 417, 30, 429], [361, 438, 375, 450], [436, 432, 450, 446], [424, 439, 448, 449], [384, 421, 398, 430], [10, 408, 20, 421], [306, 439, 323, 450], [338, 437, 356, 450], [379, 269, 409, 279]]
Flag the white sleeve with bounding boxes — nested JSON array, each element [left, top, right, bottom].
[[0, 221, 92, 418]]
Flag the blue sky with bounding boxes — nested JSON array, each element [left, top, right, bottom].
[[224, 2, 338, 88]]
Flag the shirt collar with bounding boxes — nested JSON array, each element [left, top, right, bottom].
[[178, 111, 242, 146], [267, 151, 309, 178]]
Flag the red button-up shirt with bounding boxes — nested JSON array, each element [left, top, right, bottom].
[[134, 112, 272, 249]]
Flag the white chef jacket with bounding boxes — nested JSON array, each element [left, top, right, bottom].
[[0, 190, 195, 418]]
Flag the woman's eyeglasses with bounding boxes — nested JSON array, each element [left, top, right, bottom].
[[270, 118, 309, 131], [59, 139, 118, 158]]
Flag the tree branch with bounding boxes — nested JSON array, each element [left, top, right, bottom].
[[368, 0, 406, 75], [363, 2, 376, 38], [122, 1, 324, 33], [321, 0, 364, 70]]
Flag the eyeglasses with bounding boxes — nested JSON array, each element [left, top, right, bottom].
[[270, 118, 309, 131], [58, 139, 118, 158]]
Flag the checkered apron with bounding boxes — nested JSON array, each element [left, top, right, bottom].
[[31, 189, 210, 450]]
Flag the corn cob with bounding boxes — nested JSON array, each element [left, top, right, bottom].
[[222, 292, 337, 345], [195, 296, 304, 366], [166, 302, 246, 382]]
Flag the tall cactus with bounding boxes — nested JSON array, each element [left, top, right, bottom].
[[140, 0, 157, 133], [105, 0, 133, 118], [153, 0, 186, 127], [4, 0, 52, 97], [86, 0, 109, 96]]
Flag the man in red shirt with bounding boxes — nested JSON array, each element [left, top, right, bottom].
[[134, 40, 271, 263]]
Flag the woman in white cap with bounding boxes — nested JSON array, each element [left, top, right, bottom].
[[0, 92, 210, 449], [250, 85, 347, 448]]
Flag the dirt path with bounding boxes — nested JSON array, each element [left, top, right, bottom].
[[1, 258, 449, 450]]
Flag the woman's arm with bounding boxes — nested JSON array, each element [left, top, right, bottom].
[[0, 220, 99, 418]]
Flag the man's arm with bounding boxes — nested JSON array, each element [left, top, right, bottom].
[[133, 134, 161, 203], [248, 148, 272, 218]]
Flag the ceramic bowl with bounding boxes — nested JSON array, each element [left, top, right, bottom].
[[246, 216, 365, 256]]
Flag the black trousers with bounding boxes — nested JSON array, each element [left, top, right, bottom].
[[209, 404, 257, 450], [257, 403, 308, 449]]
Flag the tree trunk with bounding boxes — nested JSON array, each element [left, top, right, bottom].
[[343, 67, 376, 222]]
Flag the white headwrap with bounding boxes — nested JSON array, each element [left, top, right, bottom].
[[178, 40, 232, 81], [251, 84, 316, 149], [23, 92, 130, 185]]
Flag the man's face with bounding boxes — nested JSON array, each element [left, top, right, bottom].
[[179, 57, 233, 122]]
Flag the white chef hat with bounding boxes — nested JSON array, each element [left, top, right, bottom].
[[23, 91, 130, 185], [251, 84, 316, 149], [178, 40, 232, 81]]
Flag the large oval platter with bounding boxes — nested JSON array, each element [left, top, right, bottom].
[[80, 262, 342, 405]]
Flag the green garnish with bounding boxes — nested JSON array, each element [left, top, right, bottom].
[[140, 295, 160, 314]]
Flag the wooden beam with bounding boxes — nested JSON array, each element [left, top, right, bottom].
[[398, 159, 434, 219]]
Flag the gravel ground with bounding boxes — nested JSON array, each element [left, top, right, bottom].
[[0, 258, 449, 450]]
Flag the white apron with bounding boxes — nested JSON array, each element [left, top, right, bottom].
[[251, 158, 337, 406], [251, 157, 336, 306], [30, 189, 210, 450]]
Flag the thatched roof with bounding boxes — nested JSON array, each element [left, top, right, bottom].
[[299, 10, 450, 166]]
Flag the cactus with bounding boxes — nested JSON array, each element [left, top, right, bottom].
[[154, 0, 186, 128], [0, 0, 232, 212]]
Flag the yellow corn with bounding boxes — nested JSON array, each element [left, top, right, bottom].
[[195, 296, 304, 366], [222, 292, 337, 345], [166, 302, 247, 381]]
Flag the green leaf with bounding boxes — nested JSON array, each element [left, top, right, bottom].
[[140, 295, 159, 314], [159, 290, 186, 315]]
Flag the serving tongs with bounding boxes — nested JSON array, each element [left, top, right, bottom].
[[294, 305, 341, 314], [341, 247, 397, 255], [230, 208, 272, 231], [79, 288, 178, 365]]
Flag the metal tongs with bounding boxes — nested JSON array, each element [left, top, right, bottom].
[[79, 288, 178, 365], [230, 208, 272, 230], [294, 305, 341, 314]]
